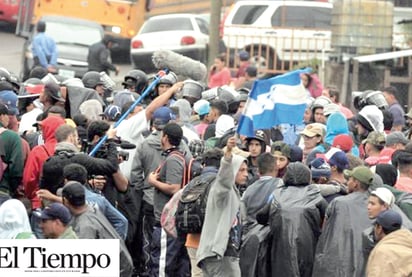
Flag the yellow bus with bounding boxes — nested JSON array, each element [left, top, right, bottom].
[[17, 0, 151, 55]]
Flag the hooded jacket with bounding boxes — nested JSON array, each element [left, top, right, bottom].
[[0, 124, 24, 196], [313, 191, 373, 277], [308, 113, 359, 164], [268, 162, 328, 277], [23, 116, 66, 209], [366, 229, 412, 277], [0, 199, 34, 239], [130, 130, 191, 205], [197, 154, 246, 266]]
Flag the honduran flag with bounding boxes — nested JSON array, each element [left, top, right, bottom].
[[237, 68, 310, 137]]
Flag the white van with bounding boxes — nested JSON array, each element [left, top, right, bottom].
[[223, 1, 332, 72]]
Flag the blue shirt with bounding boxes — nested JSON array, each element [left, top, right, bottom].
[[31, 32, 58, 68], [84, 188, 128, 240]]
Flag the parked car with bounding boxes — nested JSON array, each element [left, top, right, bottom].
[[222, 1, 333, 73], [20, 15, 104, 80], [130, 13, 209, 73], [0, 0, 20, 24]]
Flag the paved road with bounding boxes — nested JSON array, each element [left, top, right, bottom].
[[0, 24, 132, 84]]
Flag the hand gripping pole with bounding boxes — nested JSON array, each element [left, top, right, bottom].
[[89, 69, 169, 156]]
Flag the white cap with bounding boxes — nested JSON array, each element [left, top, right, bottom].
[[371, 187, 395, 207]]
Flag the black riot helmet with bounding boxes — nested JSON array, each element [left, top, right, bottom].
[[122, 69, 148, 93], [82, 71, 104, 89]]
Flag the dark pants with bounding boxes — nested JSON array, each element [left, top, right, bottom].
[[149, 226, 191, 277], [137, 200, 155, 276]]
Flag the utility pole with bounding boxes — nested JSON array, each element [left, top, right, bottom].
[[208, 0, 222, 69]]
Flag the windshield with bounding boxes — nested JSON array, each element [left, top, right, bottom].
[[45, 21, 102, 46], [140, 17, 194, 34], [232, 5, 268, 25]]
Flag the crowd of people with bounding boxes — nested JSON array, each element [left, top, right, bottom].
[[0, 27, 411, 276]]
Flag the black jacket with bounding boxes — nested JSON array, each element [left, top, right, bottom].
[[40, 142, 119, 194], [87, 41, 116, 73]]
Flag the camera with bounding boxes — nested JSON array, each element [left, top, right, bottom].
[[81, 137, 135, 160], [118, 150, 129, 161]]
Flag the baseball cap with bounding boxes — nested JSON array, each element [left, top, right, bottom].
[[40, 203, 72, 225], [344, 166, 374, 185], [371, 187, 395, 207], [45, 82, 65, 102], [385, 131, 409, 146], [328, 151, 349, 171], [246, 130, 266, 144], [0, 90, 19, 115], [103, 104, 121, 122], [310, 158, 331, 179], [0, 103, 10, 115], [376, 210, 402, 232], [332, 134, 353, 152], [193, 99, 210, 116], [238, 50, 250, 61], [271, 141, 291, 160], [152, 106, 176, 129], [362, 131, 386, 146], [62, 181, 86, 206], [301, 123, 325, 138]]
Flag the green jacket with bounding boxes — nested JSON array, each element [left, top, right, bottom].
[[0, 125, 23, 195]]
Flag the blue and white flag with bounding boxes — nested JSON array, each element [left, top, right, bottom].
[[237, 68, 310, 137]]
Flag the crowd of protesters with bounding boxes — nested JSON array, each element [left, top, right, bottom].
[[0, 47, 411, 277]]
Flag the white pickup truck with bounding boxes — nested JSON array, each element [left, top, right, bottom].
[[222, 1, 333, 73]]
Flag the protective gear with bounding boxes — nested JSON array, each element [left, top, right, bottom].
[[0, 67, 11, 82], [82, 71, 104, 89], [311, 96, 331, 111], [218, 86, 240, 114], [157, 71, 177, 86], [122, 69, 147, 93], [353, 90, 388, 111]]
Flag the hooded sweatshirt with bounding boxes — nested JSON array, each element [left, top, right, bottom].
[[0, 199, 34, 239], [308, 113, 359, 163], [23, 116, 65, 209], [197, 154, 247, 265], [130, 130, 191, 206]]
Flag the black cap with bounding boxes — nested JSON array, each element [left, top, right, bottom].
[[62, 181, 85, 206], [0, 103, 12, 115], [45, 83, 65, 102]]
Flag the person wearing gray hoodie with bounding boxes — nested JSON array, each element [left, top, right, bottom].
[[197, 137, 248, 277]]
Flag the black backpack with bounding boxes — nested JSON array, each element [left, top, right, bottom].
[[175, 172, 216, 234]]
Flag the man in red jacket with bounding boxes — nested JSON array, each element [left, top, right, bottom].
[[23, 115, 65, 237]]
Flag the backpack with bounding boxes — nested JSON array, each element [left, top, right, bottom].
[[0, 128, 8, 181], [175, 172, 217, 234], [40, 151, 75, 194], [159, 150, 202, 187]]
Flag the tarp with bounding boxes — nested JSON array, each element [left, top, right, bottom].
[[269, 184, 328, 277], [240, 224, 272, 277], [312, 191, 372, 277], [66, 86, 105, 118]]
